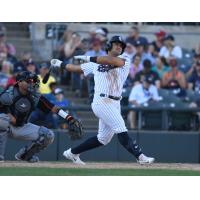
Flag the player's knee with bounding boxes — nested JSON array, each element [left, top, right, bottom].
[[117, 132, 129, 146], [97, 135, 112, 145], [38, 126, 54, 146]]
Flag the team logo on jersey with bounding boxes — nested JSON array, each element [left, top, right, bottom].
[[97, 64, 115, 72]]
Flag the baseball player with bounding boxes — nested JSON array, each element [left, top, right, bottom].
[[50, 35, 155, 165], [0, 71, 82, 162]]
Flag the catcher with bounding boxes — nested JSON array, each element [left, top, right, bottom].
[[0, 71, 83, 162]]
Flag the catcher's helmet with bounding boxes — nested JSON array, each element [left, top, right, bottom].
[[106, 35, 126, 54], [16, 71, 38, 83], [16, 71, 40, 93]]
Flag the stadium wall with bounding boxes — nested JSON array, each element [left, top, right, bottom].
[[5, 130, 200, 163]]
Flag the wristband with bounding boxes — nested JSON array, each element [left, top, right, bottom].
[[90, 57, 98, 63], [58, 109, 69, 119]]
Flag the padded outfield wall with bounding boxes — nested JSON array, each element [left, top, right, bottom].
[[5, 130, 200, 163]]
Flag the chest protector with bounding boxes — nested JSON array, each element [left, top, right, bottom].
[[10, 88, 35, 126]]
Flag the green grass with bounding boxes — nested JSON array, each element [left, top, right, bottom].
[[0, 167, 200, 176]]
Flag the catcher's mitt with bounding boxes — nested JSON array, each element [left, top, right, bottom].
[[68, 118, 84, 140]]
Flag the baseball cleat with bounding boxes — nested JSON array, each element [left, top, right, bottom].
[[15, 149, 39, 163], [137, 153, 155, 165], [63, 148, 85, 165]]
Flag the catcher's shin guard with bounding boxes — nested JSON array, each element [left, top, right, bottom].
[[16, 126, 54, 161]]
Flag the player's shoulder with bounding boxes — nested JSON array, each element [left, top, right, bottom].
[[118, 54, 131, 63]]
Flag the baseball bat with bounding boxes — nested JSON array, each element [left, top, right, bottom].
[[42, 66, 52, 84]]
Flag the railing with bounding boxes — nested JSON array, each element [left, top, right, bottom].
[[64, 104, 200, 131]]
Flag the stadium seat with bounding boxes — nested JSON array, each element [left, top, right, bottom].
[[168, 111, 198, 131]]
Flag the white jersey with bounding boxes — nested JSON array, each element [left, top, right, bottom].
[[81, 54, 130, 143], [81, 54, 131, 97]]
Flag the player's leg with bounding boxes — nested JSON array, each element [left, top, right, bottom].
[[13, 123, 54, 162], [0, 114, 10, 162], [63, 119, 114, 164], [71, 119, 113, 154], [93, 102, 154, 163]]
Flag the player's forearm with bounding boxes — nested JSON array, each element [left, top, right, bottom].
[[65, 64, 84, 73], [94, 56, 125, 67]]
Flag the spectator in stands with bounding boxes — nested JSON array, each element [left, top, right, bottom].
[[6, 66, 23, 87], [186, 53, 200, 79], [146, 42, 157, 65], [125, 54, 143, 88], [95, 27, 109, 50], [134, 39, 155, 65], [123, 42, 136, 60], [53, 88, 70, 108], [193, 53, 200, 63], [57, 29, 73, 60], [67, 35, 86, 91], [59, 31, 84, 85], [0, 60, 13, 89], [0, 26, 16, 56], [38, 62, 56, 94], [188, 60, 200, 92], [0, 47, 7, 64], [25, 61, 38, 74], [193, 43, 200, 57], [152, 30, 166, 55], [43, 82, 57, 103], [14, 51, 32, 72], [126, 26, 148, 46], [134, 59, 160, 88], [85, 38, 106, 57], [159, 34, 183, 60], [53, 88, 74, 129], [59, 31, 82, 62], [152, 56, 170, 79], [128, 75, 160, 129], [0, 43, 17, 65], [162, 57, 187, 96], [87, 26, 97, 45]]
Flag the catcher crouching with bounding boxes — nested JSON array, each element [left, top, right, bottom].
[[0, 71, 83, 162]]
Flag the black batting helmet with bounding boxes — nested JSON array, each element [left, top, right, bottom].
[[106, 35, 126, 54]]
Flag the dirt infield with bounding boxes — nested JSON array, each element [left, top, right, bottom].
[[1, 161, 200, 171]]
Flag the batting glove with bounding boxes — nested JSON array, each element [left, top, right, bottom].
[[74, 55, 90, 63], [50, 59, 63, 68]]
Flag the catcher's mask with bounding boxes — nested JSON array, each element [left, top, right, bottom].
[[105, 35, 126, 54], [16, 71, 40, 93]]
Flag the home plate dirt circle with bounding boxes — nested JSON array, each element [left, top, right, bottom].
[[0, 161, 200, 171]]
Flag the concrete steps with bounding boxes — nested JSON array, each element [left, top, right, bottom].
[[3, 23, 33, 58]]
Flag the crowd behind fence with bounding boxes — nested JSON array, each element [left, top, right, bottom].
[[1, 23, 200, 130]]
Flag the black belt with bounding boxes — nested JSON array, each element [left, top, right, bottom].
[[100, 93, 121, 101]]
